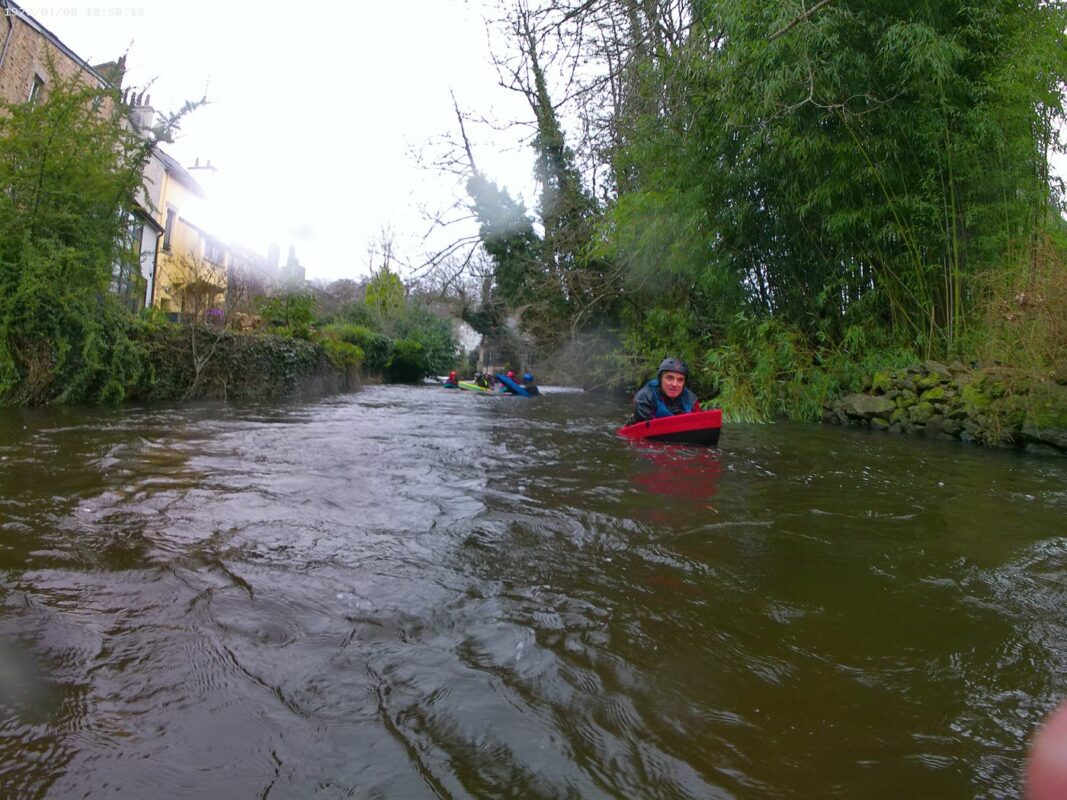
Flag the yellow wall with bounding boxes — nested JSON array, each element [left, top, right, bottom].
[[150, 167, 227, 316]]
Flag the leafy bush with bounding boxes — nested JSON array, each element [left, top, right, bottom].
[[326, 302, 378, 328], [704, 315, 838, 423], [390, 305, 459, 377], [130, 325, 350, 401], [321, 338, 365, 369], [321, 323, 393, 372], [971, 238, 1067, 382], [386, 339, 426, 383], [258, 293, 316, 339], [68, 296, 153, 404]]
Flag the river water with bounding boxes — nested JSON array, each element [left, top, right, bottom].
[[2, 385, 1066, 798]]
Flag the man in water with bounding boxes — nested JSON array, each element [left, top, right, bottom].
[[522, 372, 540, 396], [630, 357, 703, 422]]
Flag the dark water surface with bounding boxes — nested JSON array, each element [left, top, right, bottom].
[[2, 385, 1066, 798]]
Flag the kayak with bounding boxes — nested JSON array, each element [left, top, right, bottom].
[[617, 409, 722, 446], [495, 374, 532, 397], [457, 381, 489, 392]]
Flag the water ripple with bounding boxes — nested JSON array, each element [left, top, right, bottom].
[[1, 389, 1066, 797]]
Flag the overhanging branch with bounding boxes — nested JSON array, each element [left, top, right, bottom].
[[769, 0, 835, 42]]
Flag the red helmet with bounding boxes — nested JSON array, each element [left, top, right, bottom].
[[507, 370, 515, 379]]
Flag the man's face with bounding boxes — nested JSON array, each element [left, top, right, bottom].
[[661, 370, 686, 399]]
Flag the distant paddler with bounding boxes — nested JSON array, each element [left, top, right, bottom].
[[522, 372, 540, 396]]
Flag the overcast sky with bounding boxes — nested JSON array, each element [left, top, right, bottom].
[[36, 0, 536, 283]]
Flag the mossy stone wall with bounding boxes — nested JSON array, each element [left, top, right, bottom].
[[823, 361, 1067, 456]]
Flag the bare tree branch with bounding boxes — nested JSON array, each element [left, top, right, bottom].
[[451, 90, 480, 177]]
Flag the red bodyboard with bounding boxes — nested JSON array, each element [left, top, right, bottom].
[[617, 409, 722, 446]]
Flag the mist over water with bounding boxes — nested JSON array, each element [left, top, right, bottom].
[[2, 386, 1066, 798]]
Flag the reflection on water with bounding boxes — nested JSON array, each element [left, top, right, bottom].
[[1, 387, 1066, 798], [630, 442, 723, 503]]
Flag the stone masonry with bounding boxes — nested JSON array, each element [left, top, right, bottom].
[[823, 360, 1067, 456], [0, 3, 109, 105]]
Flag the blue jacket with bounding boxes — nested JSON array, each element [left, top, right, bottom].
[[632, 379, 698, 421]]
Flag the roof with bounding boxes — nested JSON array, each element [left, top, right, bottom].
[[155, 149, 206, 198], [134, 205, 164, 233]]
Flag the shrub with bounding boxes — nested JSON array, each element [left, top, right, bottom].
[[321, 323, 393, 372], [130, 326, 348, 401], [321, 338, 365, 369], [258, 293, 316, 339], [386, 339, 426, 383], [704, 315, 838, 423], [971, 239, 1067, 382], [389, 305, 460, 377]]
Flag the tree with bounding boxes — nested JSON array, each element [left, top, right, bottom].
[[0, 62, 196, 404], [457, 5, 622, 359], [589, 0, 1067, 357], [310, 278, 362, 319], [387, 301, 460, 382], [365, 264, 406, 321]]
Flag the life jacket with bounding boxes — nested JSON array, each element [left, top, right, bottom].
[[648, 379, 695, 418]]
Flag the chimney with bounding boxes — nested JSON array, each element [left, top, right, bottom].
[[91, 54, 127, 88], [187, 158, 218, 176], [128, 91, 155, 133]]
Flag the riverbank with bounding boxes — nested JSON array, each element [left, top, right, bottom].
[[128, 327, 360, 403], [822, 360, 1067, 456]]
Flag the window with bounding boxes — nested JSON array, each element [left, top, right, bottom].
[[27, 75, 45, 105], [162, 208, 176, 251], [109, 211, 145, 310], [204, 239, 224, 265], [126, 210, 142, 251]]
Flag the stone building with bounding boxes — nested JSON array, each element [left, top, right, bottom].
[[0, 1, 112, 104]]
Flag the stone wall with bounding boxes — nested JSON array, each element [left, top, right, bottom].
[[823, 361, 1067, 456]]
